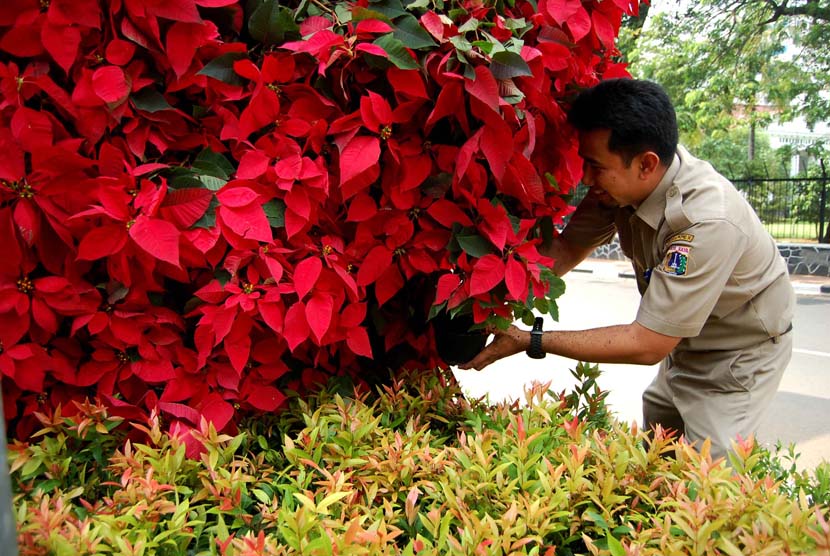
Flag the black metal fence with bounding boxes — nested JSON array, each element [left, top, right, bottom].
[[568, 177, 829, 243], [732, 177, 828, 243]]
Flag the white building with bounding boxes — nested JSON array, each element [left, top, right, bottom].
[[767, 117, 830, 176]]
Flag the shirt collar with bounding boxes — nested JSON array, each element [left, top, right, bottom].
[[633, 147, 682, 229]]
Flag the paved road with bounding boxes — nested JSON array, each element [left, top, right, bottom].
[[453, 262, 830, 470]]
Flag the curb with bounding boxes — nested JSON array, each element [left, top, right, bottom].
[[794, 283, 830, 296], [574, 264, 830, 296]]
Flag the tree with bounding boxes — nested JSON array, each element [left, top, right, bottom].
[[621, 0, 829, 177]]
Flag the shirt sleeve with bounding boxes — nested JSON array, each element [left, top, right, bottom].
[[560, 191, 618, 248], [636, 219, 749, 338]]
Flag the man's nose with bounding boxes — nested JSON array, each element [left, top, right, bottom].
[[581, 164, 594, 186]]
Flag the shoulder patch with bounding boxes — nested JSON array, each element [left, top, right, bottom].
[[662, 245, 690, 276], [666, 232, 694, 245]]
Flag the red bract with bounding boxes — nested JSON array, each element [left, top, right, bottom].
[[0, 0, 635, 450]]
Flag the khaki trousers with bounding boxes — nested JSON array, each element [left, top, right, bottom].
[[642, 330, 793, 461]]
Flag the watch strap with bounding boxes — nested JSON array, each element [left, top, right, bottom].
[[526, 317, 546, 359]]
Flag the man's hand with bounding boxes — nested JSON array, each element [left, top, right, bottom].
[[458, 325, 529, 371]]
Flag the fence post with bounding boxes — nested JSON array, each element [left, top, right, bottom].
[[820, 159, 829, 244], [0, 393, 18, 556], [820, 180, 828, 244]]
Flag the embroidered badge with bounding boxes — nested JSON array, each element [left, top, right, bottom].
[[666, 232, 694, 245], [663, 245, 690, 276]]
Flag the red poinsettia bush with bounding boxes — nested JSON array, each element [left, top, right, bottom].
[[0, 0, 637, 449]]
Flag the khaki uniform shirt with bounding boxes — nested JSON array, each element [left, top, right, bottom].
[[562, 146, 794, 354]]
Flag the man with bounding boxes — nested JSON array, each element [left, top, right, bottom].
[[460, 79, 794, 461]]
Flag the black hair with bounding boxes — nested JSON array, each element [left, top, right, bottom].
[[568, 79, 678, 167]]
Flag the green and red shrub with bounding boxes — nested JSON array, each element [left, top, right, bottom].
[[10, 372, 830, 554], [0, 0, 638, 444]]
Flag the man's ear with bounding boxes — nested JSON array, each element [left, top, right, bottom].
[[638, 151, 662, 179]]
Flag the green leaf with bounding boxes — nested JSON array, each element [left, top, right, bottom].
[[455, 232, 494, 258], [199, 175, 227, 191], [197, 53, 247, 86], [316, 491, 351, 513], [392, 14, 436, 49], [192, 197, 218, 229], [367, 0, 407, 18], [405, 0, 430, 8], [21, 458, 44, 478], [334, 3, 353, 23], [718, 537, 747, 556], [248, 0, 299, 46], [131, 89, 173, 113], [491, 51, 533, 80], [215, 513, 230, 542], [546, 274, 566, 299], [458, 18, 480, 33], [612, 525, 634, 536], [252, 488, 273, 505], [427, 302, 446, 321], [352, 6, 392, 23], [449, 35, 473, 53], [472, 40, 494, 55], [462, 61, 476, 80], [688, 481, 699, 500], [293, 492, 317, 512], [194, 149, 235, 179], [547, 299, 559, 322], [607, 532, 626, 556], [168, 168, 203, 190], [585, 509, 609, 530], [502, 17, 527, 31], [306, 535, 334, 555], [263, 199, 286, 227], [373, 34, 420, 69], [215, 269, 232, 287]]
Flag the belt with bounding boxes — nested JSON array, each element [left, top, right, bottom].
[[771, 323, 793, 344]]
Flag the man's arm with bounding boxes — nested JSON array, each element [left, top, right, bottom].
[[458, 321, 680, 371], [540, 236, 596, 277]]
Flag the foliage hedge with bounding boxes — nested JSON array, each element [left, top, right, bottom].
[[10, 368, 830, 555], [1, 0, 638, 445]]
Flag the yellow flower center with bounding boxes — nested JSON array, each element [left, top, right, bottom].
[[17, 277, 34, 294]]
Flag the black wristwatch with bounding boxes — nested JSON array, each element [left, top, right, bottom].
[[526, 317, 546, 359]]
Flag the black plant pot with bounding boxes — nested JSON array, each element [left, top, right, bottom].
[[432, 312, 488, 366]]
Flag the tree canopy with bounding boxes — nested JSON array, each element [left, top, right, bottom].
[[620, 0, 829, 177]]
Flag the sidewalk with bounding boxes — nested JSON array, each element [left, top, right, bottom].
[[574, 258, 830, 295]]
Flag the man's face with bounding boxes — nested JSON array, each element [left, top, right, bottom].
[[577, 129, 647, 208]]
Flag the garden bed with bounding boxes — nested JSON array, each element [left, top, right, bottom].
[[10, 368, 830, 555]]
